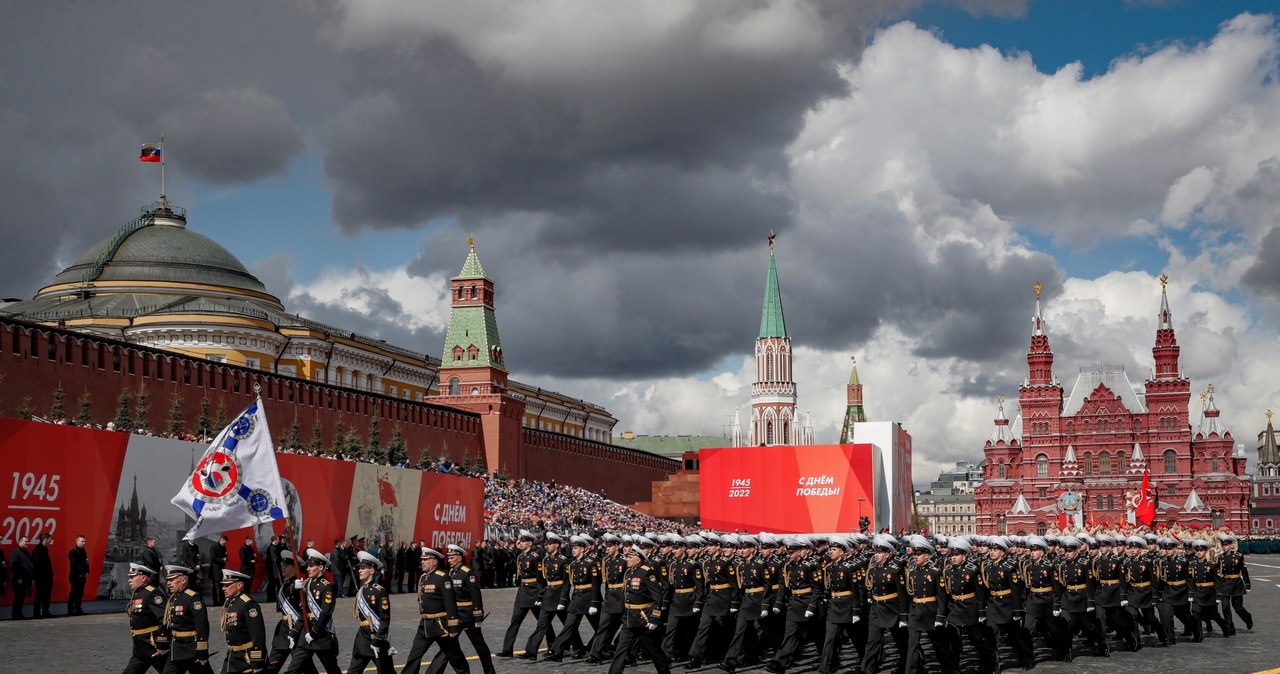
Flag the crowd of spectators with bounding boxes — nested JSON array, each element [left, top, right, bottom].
[[483, 475, 686, 535]]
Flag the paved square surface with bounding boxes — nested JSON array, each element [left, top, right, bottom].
[[5, 561, 1280, 673]]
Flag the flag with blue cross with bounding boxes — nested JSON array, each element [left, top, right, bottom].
[[171, 395, 287, 541]]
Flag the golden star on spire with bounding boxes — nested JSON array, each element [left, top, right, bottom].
[[1033, 282, 1042, 299], [768, 229, 776, 255], [997, 394, 1005, 404], [1267, 409, 1273, 421], [466, 233, 475, 249], [1160, 273, 1169, 290]]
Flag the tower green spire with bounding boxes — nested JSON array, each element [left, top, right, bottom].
[[758, 231, 787, 339], [441, 238, 505, 372], [840, 355, 867, 443]]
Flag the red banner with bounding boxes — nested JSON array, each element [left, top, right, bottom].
[[699, 443, 883, 534]]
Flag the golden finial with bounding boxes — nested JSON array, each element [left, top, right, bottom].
[[997, 394, 1005, 404], [767, 229, 776, 255], [850, 355, 857, 365], [1267, 409, 1274, 421], [466, 233, 475, 250], [1200, 390, 1208, 401], [1033, 282, 1042, 299], [1207, 384, 1215, 396], [1160, 273, 1169, 290]]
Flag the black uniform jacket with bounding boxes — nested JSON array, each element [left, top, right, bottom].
[[222, 592, 268, 670], [165, 587, 210, 661]]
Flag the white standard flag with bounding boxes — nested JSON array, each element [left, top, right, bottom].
[[171, 397, 287, 540]]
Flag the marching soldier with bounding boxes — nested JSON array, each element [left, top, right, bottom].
[[660, 535, 702, 663], [764, 539, 823, 673], [1055, 537, 1109, 658], [721, 536, 774, 673], [522, 531, 569, 660], [902, 537, 949, 674], [939, 538, 997, 674], [819, 537, 863, 674], [401, 547, 468, 674], [1187, 540, 1231, 637], [283, 549, 341, 674], [161, 564, 214, 674], [548, 536, 602, 661], [428, 545, 495, 674], [1092, 536, 1139, 651], [860, 535, 908, 674], [608, 545, 672, 674], [347, 551, 394, 674], [498, 530, 546, 658], [1155, 536, 1199, 643], [264, 550, 312, 674], [1019, 536, 1071, 662], [1215, 534, 1253, 632], [982, 536, 1035, 669], [685, 534, 738, 669], [123, 563, 169, 674], [1121, 535, 1168, 647], [219, 570, 268, 674], [589, 534, 628, 664]]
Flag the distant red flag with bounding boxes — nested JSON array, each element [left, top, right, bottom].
[[1137, 469, 1156, 526], [139, 143, 162, 163], [376, 474, 398, 507]]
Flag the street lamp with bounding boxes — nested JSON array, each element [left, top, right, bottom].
[[858, 497, 867, 530]]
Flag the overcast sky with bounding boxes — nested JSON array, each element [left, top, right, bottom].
[[4, 1, 1280, 486]]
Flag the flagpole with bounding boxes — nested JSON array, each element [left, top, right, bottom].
[[284, 516, 312, 635], [160, 135, 166, 203]]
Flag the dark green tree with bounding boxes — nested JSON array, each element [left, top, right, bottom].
[[213, 399, 229, 432], [132, 386, 150, 433], [416, 445, 434, 471], [344, 427, 362, 460], [165, 393, 185, 437], [365, 413, 385, 464], [112, 389, 132, 431], [194, 397, 213, 439], [332, 416, 348, 456], [75, 391, 94, 426], [281, 412, 302, 450], [387, 424, 408, 467], [17, 395, 34, 420], [48, 385, 66, 421], [308, 418, 324, 455]]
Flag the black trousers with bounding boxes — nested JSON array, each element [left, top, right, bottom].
[[687, 611, 732, 661], [724, 611, 768, 667], [660, 613, 698, 660], [1062, 609, 1108, 652], [33, 578, 52, 617], [861, 623, 907, 674], [590, 610, 623, 659], [550, 610, 591, 656], [1221, 595, 1252, 632], [68, 574, 87, 614], [991, 619, 1035, 666], [1194, 603, 1229, 637], [524, 604, 565, 654], [1024, 610, 1071, 659], [608, 626, 670, 674], [1129, 605, 1167, 644], [402, 627, 466, 674], [905, 625, 953, 674], [159, 657, 214, 674], [121, 652, 167, 674], [347, 628, 395, 674], [429, 623, 495, 674], [821, 620, 864, 673], [11, 578, 29, 617], [946, 623, 996, 672], [281, 645, 341, 674], [771, 616, 815, 669], [501, 605, 543, 653], [210, 566, 226, 603]]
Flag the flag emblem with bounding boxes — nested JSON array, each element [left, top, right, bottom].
[[193, 450, 241, 500], [139, 143, 163, 163]]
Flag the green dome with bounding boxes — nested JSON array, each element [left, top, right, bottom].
[[52, 216, 268, 294]]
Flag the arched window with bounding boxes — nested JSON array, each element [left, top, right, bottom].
[[1212, 510, 1225, 528], [449, 377, 460, 395], [1268, 518, 1274, 530], [1082, 452, 1093, 476], [1100, 452, 1112, 476], [1036, 522, 1047, 536], [1066, 421, 1073, 434], [1036, 454, 1049, 478], [998, 463, 1006, 479], [1211, 456, 1219, 473], [1164, 449, 1177, 474], [1107, 495, 1115, 510], [469, 286, 478, 300], [1083, 420, 1090, 433], [1099, 420, 1109, 433], [766, 355, 774, 381], [782, 421, 790, 445], [1095, 495, 1104, 510], [1264, 484, 1271, 496], [766, 421, 774, 445]]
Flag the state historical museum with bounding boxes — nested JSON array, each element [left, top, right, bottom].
[[974, 278, 1250, 534]]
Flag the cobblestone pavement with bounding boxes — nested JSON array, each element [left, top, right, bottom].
[[5, 564, 1280, 673]]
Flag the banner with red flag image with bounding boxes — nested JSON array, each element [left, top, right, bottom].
[[1137, 469, 1156, 526]]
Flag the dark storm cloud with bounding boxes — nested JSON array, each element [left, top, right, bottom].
[[1242, 226, 1280, 300], [158, 89, 304, 185]]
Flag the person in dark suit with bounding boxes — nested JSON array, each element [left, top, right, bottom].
[[10, 536, 32, 619], [266, 535, 282, 603], [0, 546, 8, 598], [67, 534, 90, 616], [32, 533, 55, 619], [141, 536, 163, 588], [179, 537, 202, 600], [240, 536, 258, 591], [210, 535, 228, 603]]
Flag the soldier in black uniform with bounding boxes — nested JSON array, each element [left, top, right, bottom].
[[498, 530, 546, 657], [721, 535, 773, 673], [1154, 536, 1198, 643], [901, 536, 950, 674], [982, 536, 1035, 669], [283, 549, 342, 674], [1121, 535, 1168, 647], [589, 533, 629, 663], [1054, 537, 1109, 658], [219, 570, 269, 673], [211, 537, 229, 605], [347, 551, 394, 674], [549, 536, 603, 661], [816, 536, 862, 674], [860, 535, 908, 674], [764, 539, 823, 673], [1019, 536, 1070, 662], [939, 538, 997, 674], [608, 545, 672, 674], [659, 535, 702, 663], [428, 545, 495, 674], [143, 537, 165, 591], [686, 534, 737, 668], [160, 564, 214, 674], [401, 547, 468, 674], [522, 531, 569, 660], [1092, 536, 1139, 651], [265, 550, 315, 674], [123, 563, 170, 674], [1215, 534, 1252, 632], [1187, 539, 1231, 637]]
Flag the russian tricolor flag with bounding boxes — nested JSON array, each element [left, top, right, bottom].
[[139, 143, 162, 163]]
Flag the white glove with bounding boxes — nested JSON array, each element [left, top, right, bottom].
[[896, 619, 908, 629], [556, 604, 566, 611], [647, 622, 658, 631], [772, 607, 780, 614], [372, 645, 381, 658], [288, 636, 295, 650], [293, 579, 304, 590], [1052, 609, 1062, 618], [1120, 600, 1128, 608], [693, 607, 701, 613], [1086, 606, 1095, 613], [804, 610, 814, 619], [304, 633, 314, 644], [852, 615, 862, 624], [534, 601, 542, 607], [761, 610, 770, 618], [729, 607, 738, 613], [933, 620, 942, 628], [589, 607, 598, 615], [978, 616, 986, 624]]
